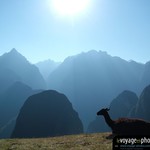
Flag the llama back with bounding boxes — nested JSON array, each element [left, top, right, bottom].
[[113, 118, 150, 135]]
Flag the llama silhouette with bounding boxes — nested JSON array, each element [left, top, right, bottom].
[[97, 108, 150, 135]]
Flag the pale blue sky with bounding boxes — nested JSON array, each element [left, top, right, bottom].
[[0, 0, 150, 63]]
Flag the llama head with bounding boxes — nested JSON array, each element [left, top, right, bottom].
[[97, 108, 110, 116]]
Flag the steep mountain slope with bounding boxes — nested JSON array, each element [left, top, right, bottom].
[[0, 49, 46, 90], [11, 90, 83, 138], [47, 50, 144, 129]]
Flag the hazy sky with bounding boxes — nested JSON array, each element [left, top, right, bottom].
[[0, 0, 150, 63]]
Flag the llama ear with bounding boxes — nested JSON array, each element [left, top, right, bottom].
[[106, 108, 110, 111]]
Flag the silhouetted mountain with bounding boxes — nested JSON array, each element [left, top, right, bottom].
[[0, 49, 46, 90], [129, 85, 150, 121], [0, 82, 40, 138], [47, 50, 144, 129], [11, 90, 83, 138], [87, 90, 138, 133], [35, 59, 60, 81]]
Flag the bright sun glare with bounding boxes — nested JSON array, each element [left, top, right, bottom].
[[51, 0, 90, 17]]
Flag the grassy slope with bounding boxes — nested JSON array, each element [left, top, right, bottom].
[[0, 132, 112, 150]]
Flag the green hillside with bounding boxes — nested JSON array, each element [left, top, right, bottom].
[[0, 132, 112, 150]]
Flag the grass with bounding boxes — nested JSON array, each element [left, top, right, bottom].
[[0, 132, 112, 150]]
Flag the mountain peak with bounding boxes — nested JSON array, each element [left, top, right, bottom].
[[9, 48, 22, 57], [11, 48, 18, 53], [2, 48, 28, 62], [0, 48, 31, 69]]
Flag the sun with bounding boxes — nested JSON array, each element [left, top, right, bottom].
[[51, 0, 90, 17]]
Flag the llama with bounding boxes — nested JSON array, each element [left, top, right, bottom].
[[97, 108, 150, 135]]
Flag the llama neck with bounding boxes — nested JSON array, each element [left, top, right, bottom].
[[103, 112, 114, 128]]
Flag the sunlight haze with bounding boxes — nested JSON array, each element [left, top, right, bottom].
[[51, 0, 90, 17], [0, 0, 150, 63]]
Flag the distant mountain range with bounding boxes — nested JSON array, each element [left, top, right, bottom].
[[0, 49, 150, 136], [47, 50, 148, 129]]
